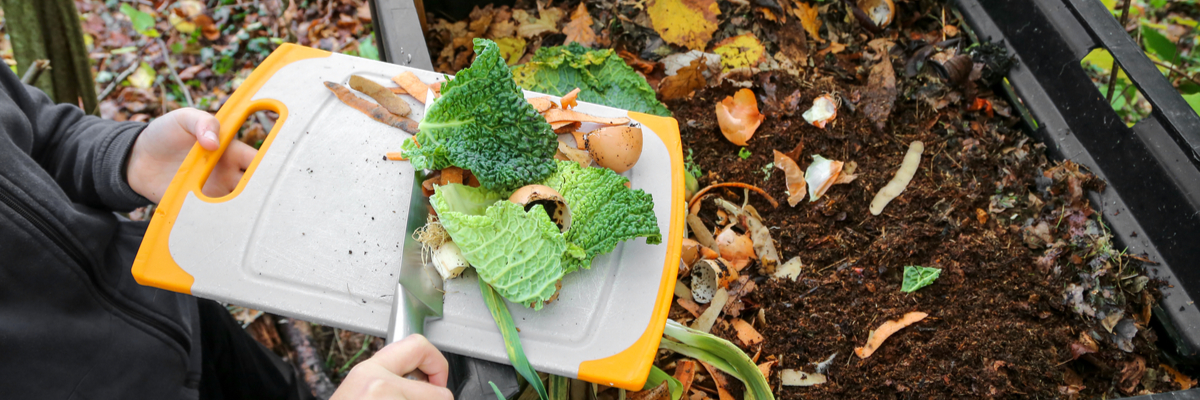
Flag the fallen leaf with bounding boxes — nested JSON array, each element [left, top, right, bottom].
[[494, 37, 527, 65], [698, 361, 736, 400], [627, 381, 671, 400], [975, 208, 988, 224], [674, 360, 698, 396], [619, 50, 660, 75], [128, 62, 156, 89], [1162, 363, 1196, 390], [715, 88, 764, 146], [662, 51, 720, 77], [777, 23, 808, 63], [795, 2, 822, 41], [854, 311, 928, 358], [659, 58, 708, 101], [168, 14, 196, 34], [513, 6, 563, 38], [562, 3, 596, 47], [1118, 356, 1146, 395], [713, 34, 767, 73], [860, 55, 897, 130], [177, 64, 206, 80], [773, 150, 806, 206], [732, 318, 764, 347], [647, 0, 721, 51], [195, 14, 219, 41]]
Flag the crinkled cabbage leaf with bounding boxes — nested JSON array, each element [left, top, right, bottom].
[[512, 43, 672, 117]]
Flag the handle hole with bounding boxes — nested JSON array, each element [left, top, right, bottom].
[[237, 110, 280, 150]]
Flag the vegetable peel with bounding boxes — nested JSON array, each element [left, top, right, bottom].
[[804, 155, 844, 202], [869, 141, 924, 215], [854, 311, 928, 358], [773, 150, 806, 207]]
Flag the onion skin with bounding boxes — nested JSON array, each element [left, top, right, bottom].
[[715, 89, 764, 146]]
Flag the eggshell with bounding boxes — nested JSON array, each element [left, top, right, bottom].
[[585, 126, 643, 173]]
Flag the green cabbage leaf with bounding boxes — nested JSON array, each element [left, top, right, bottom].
[[403, 38, 558, 192], [512, 43, 672, 117]]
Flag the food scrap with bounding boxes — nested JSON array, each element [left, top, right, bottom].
[[772, 150, 806, 207], [869, 141, 924, 215], [323, 81, 419, 133], [801, 94, 838, 128], [715, 88, 764, 146], [854, 311, 928, 359]]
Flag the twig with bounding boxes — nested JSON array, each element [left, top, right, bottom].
[[277, 319, 337, 400], [156, 38, 195, 108], [20, 59, 51, 85], [1150, 59, 1200, 88], [1105, 0, 1134, 102], [97, 61, 141, 101]]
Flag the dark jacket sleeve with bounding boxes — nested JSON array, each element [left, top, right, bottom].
[[13, 75, 151, 212]]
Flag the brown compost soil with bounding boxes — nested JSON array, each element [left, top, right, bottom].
[[663, 72, 1170, 398]]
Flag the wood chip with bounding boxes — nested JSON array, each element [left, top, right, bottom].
[[324, 81, 419, 133], [349, 75, 411, 116], [854, 311, 928, 359], [543, 108, 631, 125], [391, 71, 430, 103], [732, 318, 764, 347]]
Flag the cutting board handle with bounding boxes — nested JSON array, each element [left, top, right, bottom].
[[132, 44, 331, 294]]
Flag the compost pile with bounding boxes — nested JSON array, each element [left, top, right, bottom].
[[423, 0, 1187, 398]]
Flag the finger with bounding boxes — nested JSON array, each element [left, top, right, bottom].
[[170, 108, 221, 151], [225, 140, 259, 171], [370, 334, 451, 387], [393, 376, 455, 400]]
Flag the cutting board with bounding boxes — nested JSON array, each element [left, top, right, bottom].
[[131, 44, 684, 390]]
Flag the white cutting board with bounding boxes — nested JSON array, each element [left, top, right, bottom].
[[131, 44, 684, 389]]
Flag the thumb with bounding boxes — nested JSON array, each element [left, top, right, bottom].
[[170, 108, 221, 151]]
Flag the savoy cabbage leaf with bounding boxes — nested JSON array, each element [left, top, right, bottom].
[[541, 161, 661, 273], [403, 39, 558, 192], [432, 184, 565, 309], [512, 43, 672, 117]]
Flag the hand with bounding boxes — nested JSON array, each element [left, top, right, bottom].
[[126, 108, 258, 203], [331, 334, 453, 400]]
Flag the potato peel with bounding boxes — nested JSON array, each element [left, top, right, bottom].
[[854, 311, 928, 359], [773, 150, 807, 206], [349, 75, 412, 117], [715, 88, 764, 146]]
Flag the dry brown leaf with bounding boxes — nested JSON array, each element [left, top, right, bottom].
[[674, 360, 698, 396], [861, 54, 897, 130], [391, 71, 430, 103], [196, 14, 220, 41], [659, 58, 708, 101], [513, 6, 563, 38], [562, 3, 596, 47], [773, 150, 806, 206], [647, 0, 721, 50], [627, 381, 670, 400], [619, 50, 660, 75], [795, 1, 822, 41], [854, 311, 928, 359], [698, 361, 736, 400], [777, 23, 808, 63], [715, 88, 764, 146], [1118, 356, 1146, 395], [1162, 364, 1196, 390], [731, 318, 764, 347], [561, 88, 581, 109], [543, 108, 631, 125]]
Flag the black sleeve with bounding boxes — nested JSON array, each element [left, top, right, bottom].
[[20, 80, 151, 212]]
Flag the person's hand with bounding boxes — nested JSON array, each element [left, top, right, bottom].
[[331, 334, 453, 400], [126, 108, 258, 203]]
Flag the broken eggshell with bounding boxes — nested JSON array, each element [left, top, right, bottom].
[[681, 237, 703, 267], [715, 88, 765, 146], [690, 258, 737, 304], [857, 0, 895, 28], [805, 154, 845, 202], [801, 94, 839, 128], [585, 126, 643, 173], [509, 185, 572, 232]]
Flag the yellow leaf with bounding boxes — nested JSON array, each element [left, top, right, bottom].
[[658, 58, 707, 101], [563, 3, 596, 47], [495, 37, 527, 65], [128, 62, 156, 89], [647, 0, 721, 51], [795, 1, 822, 42], [169, 14, 196, 34], [713, 34, 767, 73], [514, 6, 564, 38]]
